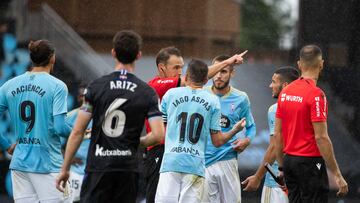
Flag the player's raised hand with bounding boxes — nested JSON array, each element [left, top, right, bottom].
[[241, 175, 261, 191], [233, 118, 246, 132], [56, 170, 70, 192], [335, 174, 348, 197], [226, 50, 248, 65]]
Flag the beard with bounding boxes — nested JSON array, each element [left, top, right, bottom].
[[213, 79, 230, 90], [272, 86, 283, 99]]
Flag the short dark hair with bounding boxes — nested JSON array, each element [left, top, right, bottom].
[[186, 59, 208, 84], [156, 46, 182, 66], [299, 45, 322, 67], [28, 40, 55, 66], [274, 66, 300, 83], [113, 30, 142, 64], [212, 55, 233, 70]]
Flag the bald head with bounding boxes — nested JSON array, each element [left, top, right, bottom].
[[299, 45, 323, 69]]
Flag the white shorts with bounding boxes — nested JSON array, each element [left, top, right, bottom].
[[69, 171, 84, 202], [11, 170, 71, 203], [261, 185, 288, 203], [155, 172, 204, 203], [201, 158, 241, 203]]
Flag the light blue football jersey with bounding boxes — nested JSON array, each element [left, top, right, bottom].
[[160, 87, 221, 177], [204, 86, 256, 167], [264, 103, 280, 188], [0, 72, 68, 173], [66, 108, 92, 175]]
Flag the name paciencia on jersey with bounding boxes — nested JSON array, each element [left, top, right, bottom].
[[110, 80, 137, 92], [11, 84, 46, 97], [172, 96, 211, 111], [95, 144, 132, 157]]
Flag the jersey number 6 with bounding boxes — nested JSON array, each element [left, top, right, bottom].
[[102, 98, 127, 138]]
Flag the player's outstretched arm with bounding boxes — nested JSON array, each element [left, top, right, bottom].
[[56, 110, 92, 192], [207, 50, 248, 79], [242, 135, 277, 191], [210, 118, 246, 147], [140, 117, 165, 148], [313, 122, 348, 197]]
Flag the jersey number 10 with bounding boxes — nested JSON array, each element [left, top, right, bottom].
[[177, 112, 204, 144]]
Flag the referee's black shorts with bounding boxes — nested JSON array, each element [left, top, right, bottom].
[[284, 154, 329, 203], [80, 171, 138, 203], [144, 145, 164, 203]]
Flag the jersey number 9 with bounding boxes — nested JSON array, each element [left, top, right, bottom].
[[20, 101, 35, 133]]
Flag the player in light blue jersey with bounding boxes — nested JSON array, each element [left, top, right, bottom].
[[63, 85, 92, 203], [0, 40, 72, 203], [242, 66, 300, 203], [155, 59, 246, 203], [201, 55, 256, 203]]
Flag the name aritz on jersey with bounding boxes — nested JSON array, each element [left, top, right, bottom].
[[11, 84, 46, 97], [172, 96, 211, 111], [95, 144, 132, 157], [170, 146, 200, 156], [110, 80, 137, 92]]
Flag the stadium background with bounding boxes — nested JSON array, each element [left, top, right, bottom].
[[0, 0, 359, 202]]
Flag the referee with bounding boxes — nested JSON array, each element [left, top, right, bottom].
[[274, 45, 348, 202]]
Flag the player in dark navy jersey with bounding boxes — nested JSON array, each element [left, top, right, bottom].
[[56, 30, 165, 203]]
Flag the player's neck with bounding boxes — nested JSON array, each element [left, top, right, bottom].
[[301, 70, 319, 85], [30, 66, 51, 73], [211, 85, 230, 96], [114, 62, 135, 73], [187, 81, 204, 89]]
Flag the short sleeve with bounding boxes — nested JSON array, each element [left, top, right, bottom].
[[268, 106, 276, 135], [310, 89, 328, 122], [53, 83, 68, 116], [84, 84, 94, 106], [0, 86, 8, 113], [160, 92, 169, 123], [239, 95, 255, 128], [210, 97, 221, 131], [146, 88, 162, 119]]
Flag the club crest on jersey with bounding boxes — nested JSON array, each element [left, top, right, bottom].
[[118, 69, 128, 79], [220, 114, 230, 128]]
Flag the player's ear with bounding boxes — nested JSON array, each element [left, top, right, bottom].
[[158, 63, 166, 75], [319, 59, 324, 71], [136, 51, 142, 60], [49, 54, 55, 65], [297, 60, 302, 71], [282, 82, 289, 89], [111, 49, 116, 58], [203, 78, 208, 85], [230, 68, 235, 78]]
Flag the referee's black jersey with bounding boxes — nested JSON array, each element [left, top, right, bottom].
[[84, 70, 161, 172]]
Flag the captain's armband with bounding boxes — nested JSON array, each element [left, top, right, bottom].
[[80, 101, 93, 113], [210, 129, 220, 134]]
